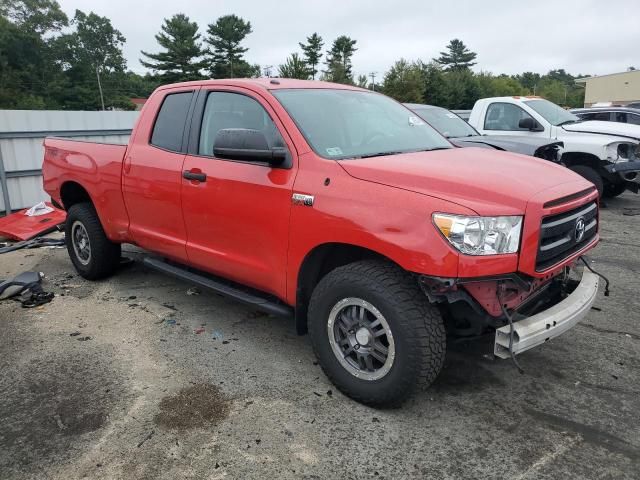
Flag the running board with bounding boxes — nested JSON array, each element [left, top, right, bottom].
[[142, 257, 293, 318]]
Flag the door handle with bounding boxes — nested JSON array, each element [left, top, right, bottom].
[[182, 170, 207, 182]]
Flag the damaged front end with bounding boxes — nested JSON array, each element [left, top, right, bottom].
[[418, 261, 597, 351]]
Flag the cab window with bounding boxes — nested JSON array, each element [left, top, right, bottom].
[[198, 92, 284, 157], [150, 91, 193, 152], [484, 103, 535, 131]]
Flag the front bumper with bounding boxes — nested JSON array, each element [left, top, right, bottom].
[[494, 269, 599, 359]]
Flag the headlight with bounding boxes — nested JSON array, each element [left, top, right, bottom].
[[605, 142, 640, 162], [433, 214, 523, 255]]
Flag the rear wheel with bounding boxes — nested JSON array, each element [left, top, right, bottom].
[[65, 203, 121, 280], [568, 165, 604, 198], [308, 260, 446, 407]]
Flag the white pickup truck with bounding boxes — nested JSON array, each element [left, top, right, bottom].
[[469, 97, 640, 197]]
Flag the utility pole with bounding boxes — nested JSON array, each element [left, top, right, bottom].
[[369, 72, 377, 91], [96, 67, 105, 111]]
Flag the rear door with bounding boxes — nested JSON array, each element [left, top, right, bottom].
[[122, 89, 197, 262], [180, 87, 297, 299]]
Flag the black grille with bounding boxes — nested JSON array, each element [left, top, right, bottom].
[[536, 201, 598, 271]]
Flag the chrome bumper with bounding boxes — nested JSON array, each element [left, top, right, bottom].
[[494, 270, 599, 359]]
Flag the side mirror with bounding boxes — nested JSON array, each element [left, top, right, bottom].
[[518, 117, 544, 132], [213, 128, 287, 166]]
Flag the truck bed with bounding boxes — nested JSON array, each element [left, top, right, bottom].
[[42, 137, 131, 242]]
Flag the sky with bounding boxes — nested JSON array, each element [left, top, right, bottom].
[[56, 0, 639, 79]]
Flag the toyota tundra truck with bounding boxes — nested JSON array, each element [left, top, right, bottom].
[[43, 79, 602, 406]]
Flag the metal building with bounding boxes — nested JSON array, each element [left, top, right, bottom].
[[575, 70, 640, 107], [0, 110, 139, 214]]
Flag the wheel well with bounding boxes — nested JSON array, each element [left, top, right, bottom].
[[560, 152, 600, 170], [295, 243, 395, 335], [60, 181, 92, 210]]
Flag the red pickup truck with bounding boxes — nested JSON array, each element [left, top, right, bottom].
[[43, 79, 601, 406]]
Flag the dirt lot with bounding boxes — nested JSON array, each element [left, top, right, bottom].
[[1, 193, 639, 480]]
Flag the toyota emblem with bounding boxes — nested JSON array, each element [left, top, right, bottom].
[[574, 217, 586, 242]]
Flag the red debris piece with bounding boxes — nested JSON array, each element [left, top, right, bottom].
[[0, 202, 66, 241]]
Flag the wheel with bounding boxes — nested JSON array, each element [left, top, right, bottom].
[[568, 165, 604, 198], [65, 203, 121, 280], [308, 260, 446, 407], [603, 182, 627, 198]]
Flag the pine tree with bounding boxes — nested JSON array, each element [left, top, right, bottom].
[[140, 14, 205, 83], [278, 53, 310, 79], [299, 33, 323, 80], [435, 39, 477, 71], [205, 14, 254, 79], [323, 35, 357, 84]]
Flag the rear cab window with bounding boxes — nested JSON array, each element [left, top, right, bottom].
[[150, 91, 194, 152]]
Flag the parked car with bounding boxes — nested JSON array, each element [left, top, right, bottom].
[[406, 103, 563, 161], [571, 106, 640, 126], [627, 102, 640, 109], [43, 80, 602, 406], [469, 96, 640, 197]]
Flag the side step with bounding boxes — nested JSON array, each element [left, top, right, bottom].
[[142, 257, 293, 318]]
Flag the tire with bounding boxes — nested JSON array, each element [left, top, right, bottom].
[[308, 260, 446, 407], [568, 165, 604, 198], [603, 182, 627, 198], [65, 202, 121, 280]]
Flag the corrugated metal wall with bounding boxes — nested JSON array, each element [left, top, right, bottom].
[[0, 110, 139, 214]]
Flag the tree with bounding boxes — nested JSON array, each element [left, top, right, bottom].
[[205, 14, 255, 78], [278, 53, 310, 79], [435, 39, 477, 71], [476, 72, 526, 98], [140, 14, 205, 83], [0, 0, 67, 34], [382, 59, 424, 103], [514, 71, 541, 93], [356, 74, 369, 89], [323, 35, 357, 84], [299, 32, 323, 80], [55, 10, 131, 110], [442, 69, 480, 109], [421, 61, 448, 107]]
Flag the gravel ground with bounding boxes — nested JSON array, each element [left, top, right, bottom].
[[1, 193, 639, 480]]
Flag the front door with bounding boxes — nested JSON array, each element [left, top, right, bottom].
[[180, 88, 297, 299]]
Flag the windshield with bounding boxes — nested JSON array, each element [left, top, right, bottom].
[[411, 106, 478, 138], [272, 89, 452, 159], [524, 99, 580, 126]]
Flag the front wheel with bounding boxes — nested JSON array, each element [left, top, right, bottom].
[[308, 260, 446, 407], [603, 181, 627, 198], [569, 165, 604, 198]]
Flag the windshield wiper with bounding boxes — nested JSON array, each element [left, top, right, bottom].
[[356, 151, 406, 159]]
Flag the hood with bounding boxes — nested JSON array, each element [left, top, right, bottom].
[[338, 147, 590, 215], [451, 135, 561, 156], [562, 120, 640, 141]]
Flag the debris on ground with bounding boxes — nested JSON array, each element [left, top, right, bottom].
[[623, 208, 640, 216], [0, 202, 66, 241], [0, 271, 55, 308], [212, 330, 224, 341], [194, 327, 205, 334], [186, 287, 200, 296], [0, 236, 65, 255], [137, 430, 155, 448], [77, 336, 92, 341]]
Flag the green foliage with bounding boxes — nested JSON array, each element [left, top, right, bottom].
[[299, 33, 323, 80], [205, 14, 254, 78], [382, 59, 424, 103], [356, 74, 369, 89], [435, 39, 477, 71], [475, 72, 526, 98], [140, 14, 206, 83], [278, 53, 311, 79], [421, 62, 448, 106], [323, 35, 357, 84], [0, 0, 67, 34]]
